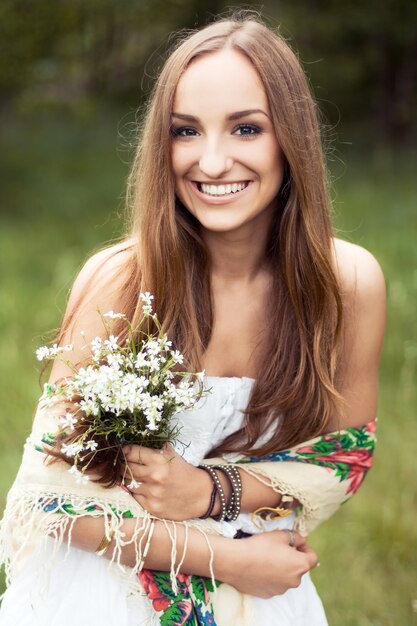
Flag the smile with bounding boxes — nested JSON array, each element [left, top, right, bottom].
[[196, 181, 250, 196]]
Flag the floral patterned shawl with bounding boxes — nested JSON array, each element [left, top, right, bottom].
[[137, 419, 377, 625], [0, 394, 376, 626]]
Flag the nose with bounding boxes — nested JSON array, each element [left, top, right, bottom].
[[198, 141, 233, 178]]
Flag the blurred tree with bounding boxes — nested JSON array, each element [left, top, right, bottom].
[[0, 0, 415, 144], [262, 0, 417, 143]]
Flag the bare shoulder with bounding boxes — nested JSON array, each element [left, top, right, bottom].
[[69, 238, 136, 304], [332, 238, 385, 301], [48, 239, 137, 383]]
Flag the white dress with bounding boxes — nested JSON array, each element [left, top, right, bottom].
[[0, 377, 328, 626]]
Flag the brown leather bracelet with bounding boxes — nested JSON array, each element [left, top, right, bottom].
[[198, 464, 227, 521], [198, 476, 218, 519]]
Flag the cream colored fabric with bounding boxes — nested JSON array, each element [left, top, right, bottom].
[[0, 391, 375, 624], [0, 398, 224, 590]]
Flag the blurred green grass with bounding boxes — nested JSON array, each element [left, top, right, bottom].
[[0, 110, 416, 624]]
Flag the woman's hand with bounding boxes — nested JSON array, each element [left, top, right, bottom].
[[122, 444, 212, 521], [221, 529, 319, 598]]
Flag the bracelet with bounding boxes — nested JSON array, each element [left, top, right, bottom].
[[95, 528, 115, 557], [199, 474, 218, 519], [228, 465, 242, 521], [198, 464, 227, 521], [213, 465, 242, 522]]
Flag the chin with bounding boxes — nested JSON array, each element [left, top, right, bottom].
[[194, 214, 245, 233]]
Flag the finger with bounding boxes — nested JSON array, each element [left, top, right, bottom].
[[158, 443, 180, 462], [123, 445, 161, 464], [283, 529, 307, 549], [298, 544, 319, 568], [123, 462, 151, 481]]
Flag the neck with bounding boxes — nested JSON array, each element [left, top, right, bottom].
[[202, 215, 273, 283]]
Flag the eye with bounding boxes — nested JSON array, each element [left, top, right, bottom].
[[233, 124, 262, 138], [171, 126, 199, 138]]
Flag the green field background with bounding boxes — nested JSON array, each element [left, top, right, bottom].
[[0, 106, 416, 624]]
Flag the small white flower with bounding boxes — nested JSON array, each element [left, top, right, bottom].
[[62, 442, 84, 457], [49, 343, 64, 356], [91, 337, 103, 352], [60, 411, 78, 431], [104, 335, 119, 352], [171, 350, 184, 365], [85, 440, 98, 452], [139, 292, 154, 315], [64, 344, 73, 352], [104, 311, 126, 319], [106, 352, 124, 368], [148, 356, 161, 372], [79, 398, 100, 416], [140, 292, 154, 304], [146, 340, 162, 356], [36, 346, 50, 361], [127, 479, 141, 490], [134, 353, 149, 369], [158, 335, 172, 349]]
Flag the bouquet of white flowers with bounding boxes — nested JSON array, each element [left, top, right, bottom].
[[36, 292, 205, 486]]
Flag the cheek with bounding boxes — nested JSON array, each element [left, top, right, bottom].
[[171, 146, 182, 177], [266, 143, 285, 184], [171, 150, 191, 205], [171, 145, 195, 179]]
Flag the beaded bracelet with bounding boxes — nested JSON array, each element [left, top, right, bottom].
[[213, 465, 242, 522], [198, 464, 227, 522]]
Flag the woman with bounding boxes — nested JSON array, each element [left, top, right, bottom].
[[0, 15, 385, 626]]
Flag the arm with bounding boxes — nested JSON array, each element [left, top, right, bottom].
[[65, 511, 317, 598], [122, 443, 285, 521], [333, 239, 386, 429]]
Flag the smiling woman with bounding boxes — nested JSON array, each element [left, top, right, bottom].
[[0, 13, 385, 626]]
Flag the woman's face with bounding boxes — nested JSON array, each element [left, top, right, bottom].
[[171, 49, 285, 235]]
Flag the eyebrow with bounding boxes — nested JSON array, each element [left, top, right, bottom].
[[171, 109, 270, 122]]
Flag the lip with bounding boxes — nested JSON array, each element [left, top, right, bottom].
[[189, 180, 253, 204]]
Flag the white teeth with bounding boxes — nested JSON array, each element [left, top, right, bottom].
[[199, 182, 248, 196]]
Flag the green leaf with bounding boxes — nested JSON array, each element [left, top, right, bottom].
[[200, 575, 217, 593], [151, 571, 179, 600], [190, 576, 207, 604]]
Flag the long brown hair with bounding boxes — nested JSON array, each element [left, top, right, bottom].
[[52, 14, 343, 482]]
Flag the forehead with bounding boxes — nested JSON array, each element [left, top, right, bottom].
[[173, 48, 269, 115]]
